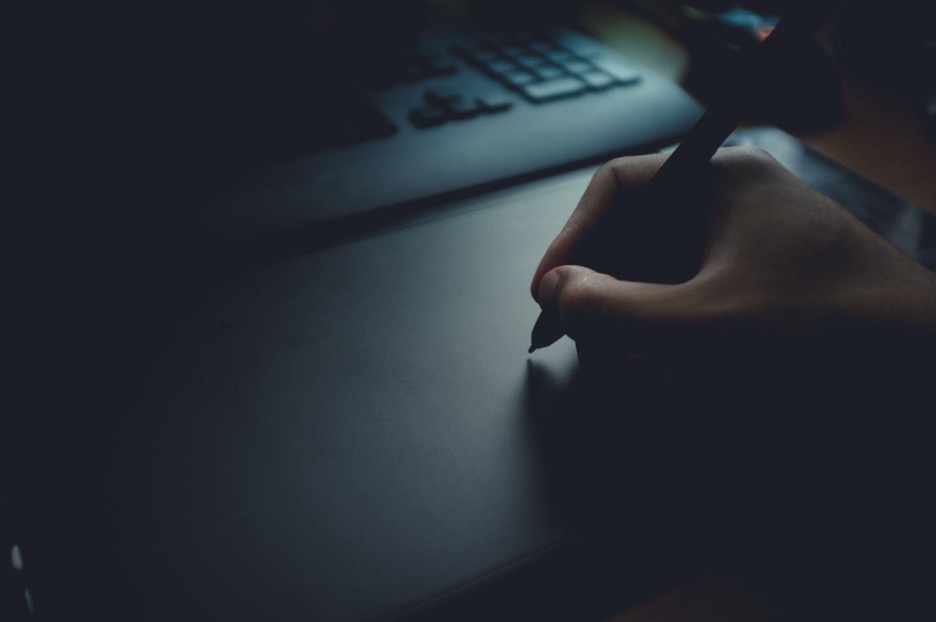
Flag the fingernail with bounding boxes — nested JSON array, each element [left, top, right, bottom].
[[539, 270, 560, 307]]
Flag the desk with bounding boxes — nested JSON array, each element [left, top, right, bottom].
[[12, 9, 936, 622]]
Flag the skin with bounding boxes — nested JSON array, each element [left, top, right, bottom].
[[526, 148, 935, 570], [530, 146, 936, 369]]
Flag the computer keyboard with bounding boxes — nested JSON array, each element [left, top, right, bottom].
[[199, 28, 704, 239], [405, 32, 645, 128], [457, 33, 642, 100]]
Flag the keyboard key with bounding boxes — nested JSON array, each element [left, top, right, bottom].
[[484, 58, 520, 75], [503, 70, 539, 87], [514, 53, 550, 69], [579, 70, 617, 90], [522, 77, 587, 101], [558, 59, 594, 75], [426, 91, 480, 117], [553, 33, 602, 58], [590, 57, 642, 85], [445, 96, 482, 119], [543, 49, 578, 64], [476, 95, 514, 113], [455, 33, 640, 110], [534, 65, 568, 80]]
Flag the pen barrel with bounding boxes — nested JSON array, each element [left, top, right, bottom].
[[570, 170, 715, 285], [584, 0, 843, 286], [529, 0, 842, 350], [614, 112, 741, 284]]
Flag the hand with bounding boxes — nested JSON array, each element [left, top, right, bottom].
[[528, 146, 936, 617], [530, 146, 936, 369]]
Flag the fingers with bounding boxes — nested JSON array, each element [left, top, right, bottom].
[[530, 145, 936, 366], [529, 146, 785, 303], [530, 153, 669, 302], [527, 146, 793, 355], [535, 264, 710, 353]]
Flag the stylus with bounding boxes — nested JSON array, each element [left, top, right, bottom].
[[528, 0, 840, 353]]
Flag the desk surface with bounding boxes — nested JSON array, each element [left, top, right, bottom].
[[11, 5, 932, 621]]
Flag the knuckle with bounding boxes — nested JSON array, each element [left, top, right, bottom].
[[593, 159, 622, 188], [736, 144, 774, 162], [596, 159, 619, 176], [714, 144, 779, 176], [600, 153, 669, 188]]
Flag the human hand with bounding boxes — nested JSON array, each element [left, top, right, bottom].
[[530, 146, 936, 368], [527, 146, 935, 614]]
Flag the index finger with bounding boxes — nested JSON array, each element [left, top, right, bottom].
[[530, 152, 669, 302]]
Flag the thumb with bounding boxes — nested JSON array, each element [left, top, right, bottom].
[[535, 265, 702, 352]]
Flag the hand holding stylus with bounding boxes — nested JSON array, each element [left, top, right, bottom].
[[527, 0, 864, 356], [528, 147, 936, 360]]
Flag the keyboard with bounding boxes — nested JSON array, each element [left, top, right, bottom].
[[196, 28, 704, 239], [413, 34, 644, 125]]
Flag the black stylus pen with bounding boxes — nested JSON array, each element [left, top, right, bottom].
[[528, 0, 840, 353]]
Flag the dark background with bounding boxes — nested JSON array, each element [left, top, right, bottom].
[[7, 1, 934, 619]]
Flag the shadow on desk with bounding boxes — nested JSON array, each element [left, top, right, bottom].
[[525, 328, 933, 622]]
